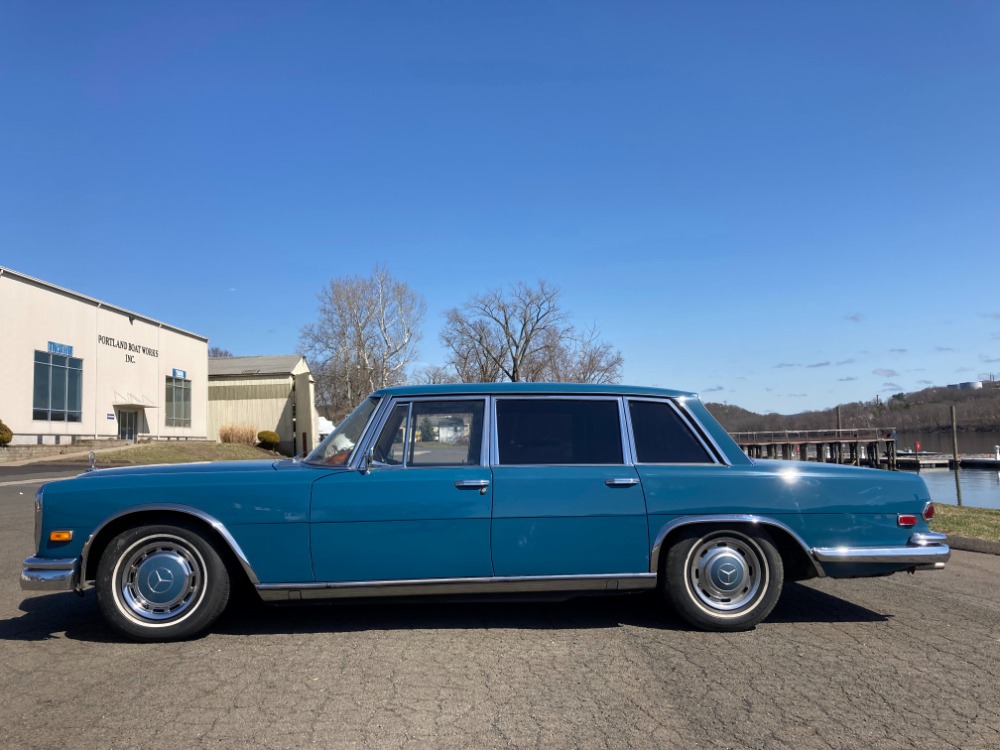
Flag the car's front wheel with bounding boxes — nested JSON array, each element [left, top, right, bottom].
[[663, 527, 783, 631], [96, 522, 230, 641]]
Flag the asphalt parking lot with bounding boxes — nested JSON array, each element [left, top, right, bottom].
[[2, 467, 999, 750]]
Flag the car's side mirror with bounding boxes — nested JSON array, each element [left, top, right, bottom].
[[361, 446, 374, 475]]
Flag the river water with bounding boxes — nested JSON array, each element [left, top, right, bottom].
[[903, 467, 1000, 510], [894, 431, 1000, 509]]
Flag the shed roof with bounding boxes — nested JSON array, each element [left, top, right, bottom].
[[208, 354, 308, 377]]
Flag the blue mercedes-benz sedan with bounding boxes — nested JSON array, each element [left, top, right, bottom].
[[22, 383, 949, 640]]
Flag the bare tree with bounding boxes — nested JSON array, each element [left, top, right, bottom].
[[208, 346, 234, 358], [441, 281, 623, 384], [536, 325, 624, 384], [440, 309, 507, 383], [412, 365, 460, 385], [300, 264, 425, 418]]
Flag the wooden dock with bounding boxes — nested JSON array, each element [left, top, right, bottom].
[[732, 428, 1000, 471], [895, 453, 1000, 470], [730, 428, 897, 469]]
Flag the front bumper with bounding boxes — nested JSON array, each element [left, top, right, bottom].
[[20, 556, 79, 592], [812, 532, 951, 569]]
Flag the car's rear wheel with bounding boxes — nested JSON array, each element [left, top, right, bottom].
[[663, 527, 783, 631], [96, 522, 230, 641]]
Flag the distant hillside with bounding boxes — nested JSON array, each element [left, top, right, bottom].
[[706, 384, 1000, 434]]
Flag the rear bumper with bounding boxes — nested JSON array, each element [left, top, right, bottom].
[[20, 556, 79, 592], [812, 532, 950, 567]]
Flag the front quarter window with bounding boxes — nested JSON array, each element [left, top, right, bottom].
[[305, 397, 380, 466]]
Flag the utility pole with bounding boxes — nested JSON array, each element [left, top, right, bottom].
[[951, 405, 962, 506]]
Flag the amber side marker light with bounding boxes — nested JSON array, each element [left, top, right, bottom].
[[49, 531, 73, 543]]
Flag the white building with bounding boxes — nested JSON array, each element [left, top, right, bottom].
[[0, 266, 208, 445]]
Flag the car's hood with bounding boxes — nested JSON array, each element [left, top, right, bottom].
[[77, 460, 285, 478]]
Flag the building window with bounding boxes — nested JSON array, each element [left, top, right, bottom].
[[33, 351, 83, 422], [165, 376, 192, 427]]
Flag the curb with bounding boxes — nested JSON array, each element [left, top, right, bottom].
[[946, 535, 1000, 557]]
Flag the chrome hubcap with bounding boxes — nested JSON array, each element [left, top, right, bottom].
[[118, 537, 203, 621], [688, 535, 765, 612]]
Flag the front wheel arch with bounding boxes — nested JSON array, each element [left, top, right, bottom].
[[82, 508, 257, 588]]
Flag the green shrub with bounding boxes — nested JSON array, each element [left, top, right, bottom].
[[258, 430, 280, 450], [219, 424, 257, 445], [0, 419, 11, 447]]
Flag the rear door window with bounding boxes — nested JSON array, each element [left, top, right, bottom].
[[495, 399, 624, 465]]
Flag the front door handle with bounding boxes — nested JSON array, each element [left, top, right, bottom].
[[604, 478, 640, 488], [455, 479, 490, 490]]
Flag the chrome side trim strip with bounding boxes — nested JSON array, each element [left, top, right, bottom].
[[648, 514, 824, 577], [21, 556, 78, 591], [812, 542, 951, 565], [79, 504, 260, 587], [255, 573, 657, 602]]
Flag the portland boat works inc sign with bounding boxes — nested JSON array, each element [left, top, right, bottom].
[[97, 334, 159, 364]]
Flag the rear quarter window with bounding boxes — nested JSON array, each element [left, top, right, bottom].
[[629, 400, 713, 464]]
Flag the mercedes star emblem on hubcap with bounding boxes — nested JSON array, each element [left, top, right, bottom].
[[146, 568, 175, 594], [718, 563, 739, 586]]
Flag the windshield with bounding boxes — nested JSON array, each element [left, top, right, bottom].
[[304, 397, 380, 466]]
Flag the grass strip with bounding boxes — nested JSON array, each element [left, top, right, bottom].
[[932, 503, 1000, 542]]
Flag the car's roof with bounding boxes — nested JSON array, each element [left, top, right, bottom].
[[371, 382, 698, 399]]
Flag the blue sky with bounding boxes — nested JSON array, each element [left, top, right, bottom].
[[2, 1, 998, 414]]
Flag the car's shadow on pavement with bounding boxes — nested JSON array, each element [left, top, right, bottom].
[[768, 582, 890, 625], [3, 581, 887, 643], [0, 592, 117, 643]]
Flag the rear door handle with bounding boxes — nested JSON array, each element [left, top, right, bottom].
[[454, 479, 490, 490], [604, 478, 640, 488]]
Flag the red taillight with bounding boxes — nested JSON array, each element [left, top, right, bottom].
[[898, 514, 918, 527], [923, 502, 935, 522]]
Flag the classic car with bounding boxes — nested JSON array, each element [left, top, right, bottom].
[[21, 383, 950, 641]]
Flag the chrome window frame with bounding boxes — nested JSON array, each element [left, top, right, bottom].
[[490, 395, 629, 467], [354, 395, 491, 470], [624, 397, 726, 466], [368, 401, 413, 469]]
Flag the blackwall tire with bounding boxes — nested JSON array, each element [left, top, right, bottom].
[[664, 527, 783, 632], [95, 522, 230, 642]]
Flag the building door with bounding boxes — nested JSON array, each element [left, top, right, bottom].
[[117, 409, 137, 442]]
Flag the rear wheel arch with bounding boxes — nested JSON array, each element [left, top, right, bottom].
[[650, 516, 820, 581]]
